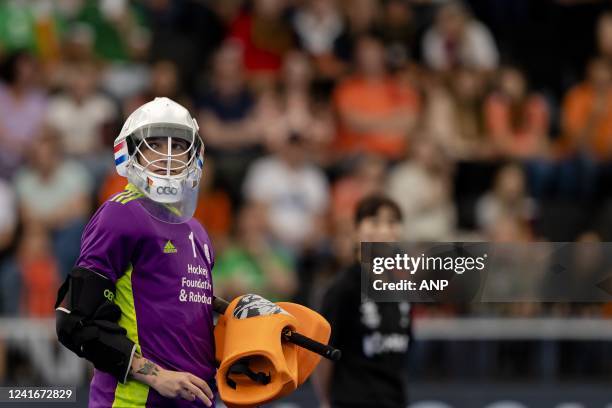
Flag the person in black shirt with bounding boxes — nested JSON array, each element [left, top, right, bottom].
[[313, 195, 412, 408]]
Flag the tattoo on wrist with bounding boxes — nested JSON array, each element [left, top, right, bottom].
[[130, 354, 159, 377], [136, 360, 159, 376]]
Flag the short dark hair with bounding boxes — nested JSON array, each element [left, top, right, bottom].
[[1, 50, 31, 85], [354, 195, 403, 226]]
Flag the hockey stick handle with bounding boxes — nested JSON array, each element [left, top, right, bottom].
[[212, 296, 341, 362], [281, 329, 342, 361]]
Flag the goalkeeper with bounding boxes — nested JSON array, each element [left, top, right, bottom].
[[55, 97, 216, 407]]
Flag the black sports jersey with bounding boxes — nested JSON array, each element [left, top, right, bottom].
[[320, 262, 412, 408]]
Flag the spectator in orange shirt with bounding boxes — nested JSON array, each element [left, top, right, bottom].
[[18, 226, 59, 317], [561, 58, 612, 161], [485, 66, 553, 197], [331, 154, 386, 230], [333, 34, 420, 162], [558, 57, 612, 197], [98, 170, 126, 205], [485, 66, 550, 159], [193, 159, 232, 252]]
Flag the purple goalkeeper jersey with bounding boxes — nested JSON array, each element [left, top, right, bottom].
[[76, 185, 217, 408]]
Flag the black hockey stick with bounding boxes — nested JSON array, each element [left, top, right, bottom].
[[212, 296, 341, 361]]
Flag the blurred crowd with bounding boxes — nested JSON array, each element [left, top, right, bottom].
[[1, 0, 612, 322]]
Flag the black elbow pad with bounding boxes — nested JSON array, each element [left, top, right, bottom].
[[55, 267, 136, 383]]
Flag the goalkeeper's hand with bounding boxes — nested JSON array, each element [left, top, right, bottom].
[[130, 354, 213, 406], [149, 368, 213, 406]]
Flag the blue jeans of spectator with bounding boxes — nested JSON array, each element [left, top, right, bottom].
[[0, 257, 21, 315], [51, 219, 86, 280], [556, 154, 599, 198], [524, 159, 556, 199]]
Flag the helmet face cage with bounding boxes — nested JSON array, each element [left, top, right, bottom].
[[112, 97, 205, 223], [130, 125, 201, 180]]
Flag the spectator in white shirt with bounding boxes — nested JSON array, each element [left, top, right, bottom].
[[14, 127, 92, 278], [46, 60, 118, 187], [243, 131, 330, 254], [293, 0, 344, 57], [387, 135, 456, 241], [422, 1, 499, 72]]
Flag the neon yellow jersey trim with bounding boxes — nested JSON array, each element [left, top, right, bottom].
[[110, 184, 144, 205], [112, 265, 149, 407], [125, 183, 141, 193]]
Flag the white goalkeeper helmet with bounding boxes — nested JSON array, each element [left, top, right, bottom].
[[113, 97, 204, 223]]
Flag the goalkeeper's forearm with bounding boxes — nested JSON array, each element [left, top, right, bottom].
[[129, 352, 161, 385], [127, 351, 214, 406]]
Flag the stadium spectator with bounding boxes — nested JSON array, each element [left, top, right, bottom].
[[0, 180, 16, 252], [423, 67, 492, 161], [228, 0, 295, 84], [485, 66, 550, 159], [333, 34, 420, 161], [0, 2, 38, 53], [378, 0, 417, 69], [485, 66, 553, 197], [13, 127, 92, 278], [387, 136, 456, 241], [558, 57, 612, 197], [193, 159, 232, 252], [293, 0, 344, 58], [0, 1, 64, 59], [213, 201, 296, 302], [46, 60, 118, 187], [0, 180, 18, 315], [198, 41, 261, 203], [47, 23, 97, 92], [475, 163, 536, 233], [72, 2, 149, 98], [247, 52, 333, 161], [15, 225, 59, 317], [144, 0, 224, 88], [0, 257, 20, 316], [292, 0, 345, 79], [75, 0, 149, 62], [422, 1, 499, 73], [0, 51, 47, 178], [333, 0, 379, 64], [331, 154, 386, 229], [561, 58, 612, 161], [242, 128, 329, 254], [273, 51, 334, 162], [126, 59, 191, 114], [597, 12, 612, 63]]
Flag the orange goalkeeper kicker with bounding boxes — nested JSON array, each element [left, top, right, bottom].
[[213, 295, 338, 408]]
